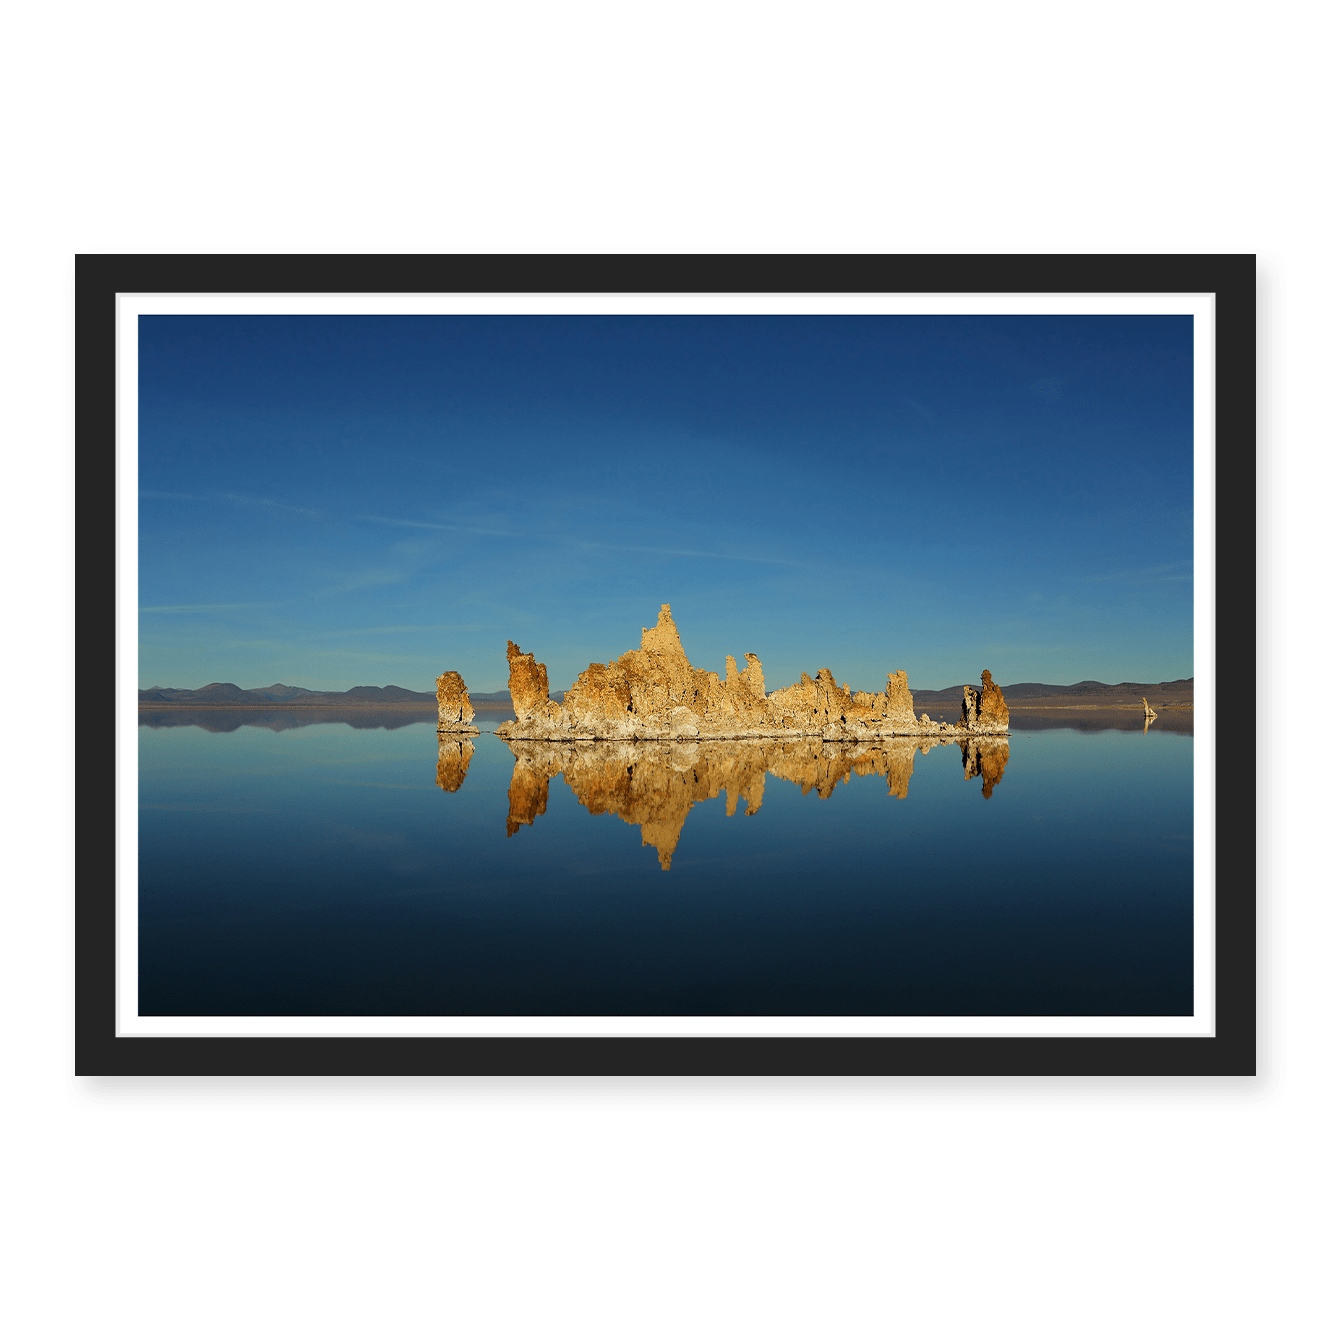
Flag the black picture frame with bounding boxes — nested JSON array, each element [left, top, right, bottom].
[[76, 253, 1255, 1076]]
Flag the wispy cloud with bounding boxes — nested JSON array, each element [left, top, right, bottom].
[[310, 648, 439, 664], [139, 490, 322, 518], [901, 395, 936, 425], [360, 515, 516, 538], [311, 623, 488, 638], [141, 603, 273, 614], [315, 781, 431, 791], [140, 803, 276, 815], [578, 541, 804, 568], [359, 514, 803, 566], [1071, 562, 1193, 586], [315, 568, 411, 597], [219, 493, 323, 518]]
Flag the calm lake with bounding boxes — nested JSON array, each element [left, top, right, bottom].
[[138, 712, 1195, 1016]]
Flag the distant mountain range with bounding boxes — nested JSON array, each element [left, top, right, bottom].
[[138, 682, 440, 707], [137, 683, 558, 708], [139, 678, 1191, 709], [911, 678, 1193, 710]]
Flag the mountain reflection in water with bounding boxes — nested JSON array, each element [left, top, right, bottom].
[[139, 708, 436, 733], [449, 735, 1009, 870]]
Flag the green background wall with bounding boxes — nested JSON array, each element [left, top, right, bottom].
[[15, 5, 1314, 1324]]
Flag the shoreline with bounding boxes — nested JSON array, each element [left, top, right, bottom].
[[1004, 703, 1192, 712], [136, 699, 1189, 712], [135, 703, 514, 712]]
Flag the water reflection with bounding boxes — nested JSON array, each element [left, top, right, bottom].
[[961, 736, 1009, 797], [436, 738, 476, 792], [494, 735, 1009, 870], [139, 708, 435, 733], [1005, 711, 1192, 735]]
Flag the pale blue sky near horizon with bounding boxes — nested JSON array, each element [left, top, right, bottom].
[[138, 314, 1194, 694]]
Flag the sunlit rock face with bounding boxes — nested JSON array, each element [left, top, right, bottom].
[[494, 604, 1010, 740], [436, 671, 479, 733], [977, 670, 1009, 730], [506, 640, 554, 722], [961, 672, 1010, 736], [435, 737, 476, 792], [561, 661, 635, 729], [501, 733, 1008, 869], [764, 666, 920, 734]]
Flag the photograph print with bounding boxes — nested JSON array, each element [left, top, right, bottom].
[[80, 256, 1252, 1074]]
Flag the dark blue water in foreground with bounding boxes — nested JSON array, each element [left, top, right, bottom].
[[138, 717, 1194, 1015]]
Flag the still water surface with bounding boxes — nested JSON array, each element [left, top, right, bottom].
[[138, 714, 1194, 1016]]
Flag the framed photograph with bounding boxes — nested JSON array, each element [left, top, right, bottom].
[[76, 254, 1254, 1075]]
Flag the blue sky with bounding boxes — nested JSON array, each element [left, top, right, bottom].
[[138, 314, 1194, 693]]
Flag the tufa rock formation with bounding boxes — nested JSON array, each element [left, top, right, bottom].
[[979, 670, 1010, 729], [506, 641, 554, 722], [959, 671, 1010, 732], [1142, 697, 1157, 717], [495, 604, 1009, 742], [436, 671, 479, 734], [435, 737, 476, 792], [502, 733, 1007, 869]]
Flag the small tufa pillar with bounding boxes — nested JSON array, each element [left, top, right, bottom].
[[960, 671, 1009, 732], [961, 685, 978, 728], [977, 670, 1010, 729], [436, 670, 479, 733], [506, 640, 551, 720]]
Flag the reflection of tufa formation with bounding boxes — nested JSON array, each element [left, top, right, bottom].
[[435, 737, 476, 791], [959, 736, 1009, 798], [501, 734, 1009, 870], [496, 604, 1009, 741], [1141, 697, 1158, 734], [436, 670, 479, 734]]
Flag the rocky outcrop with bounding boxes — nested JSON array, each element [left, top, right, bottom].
[[959, 674, 1011, 730], [501, 733, 1006, 869], [978, 670, 1009, 729], [506, 641, 558, 723], [435, 737, 475, 791], [436, 671, 479, 733], [1142, 697, 1157, 717], [494, 604, 1010, 741]]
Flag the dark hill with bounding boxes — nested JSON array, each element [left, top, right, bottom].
[[912, 677, 1193, 711], [252, 683, 324, 699]]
